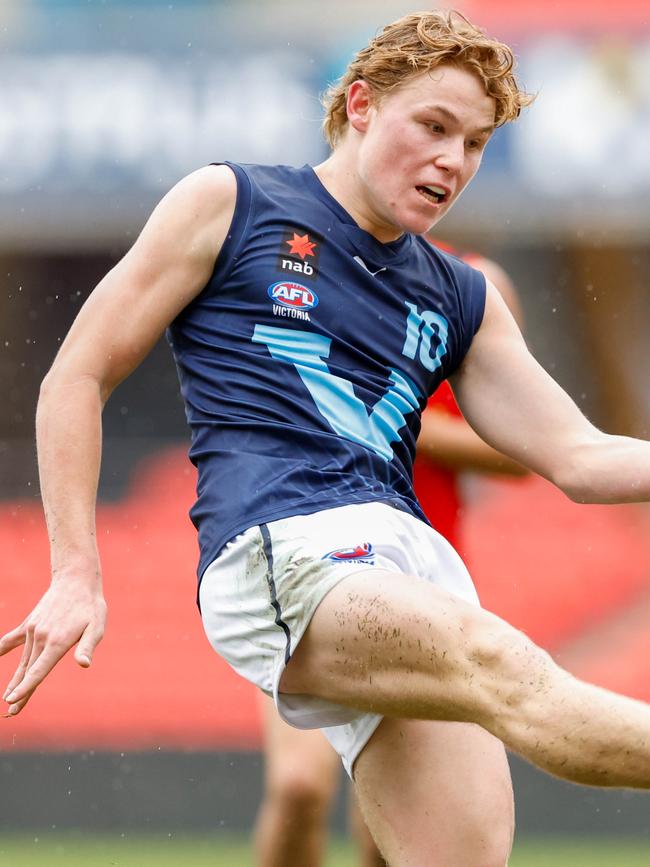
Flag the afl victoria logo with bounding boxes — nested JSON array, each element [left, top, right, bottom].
[[323, 543, 375, 563], [267, 281, 319, 311]]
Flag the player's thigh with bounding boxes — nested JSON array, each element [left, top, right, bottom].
[[354, 717, 514, 866], [281, 568, 531, 726], [259, 693, 340, 800]]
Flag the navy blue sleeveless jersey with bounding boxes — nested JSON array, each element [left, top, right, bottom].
[[167, 163, 486, 580]]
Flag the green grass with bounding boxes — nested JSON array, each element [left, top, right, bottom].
[[509, 838, 650, 867], [1, 833, 650, 866], [2, 833, 337, 867]]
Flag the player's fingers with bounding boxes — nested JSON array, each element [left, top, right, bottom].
[[2, 629, 44, 708], [0, 624, 27, 657], [74, 619, 106, 668], [3, 637, 34, 701], [2, 694, 31, 718], [3, 638, 70, 709]]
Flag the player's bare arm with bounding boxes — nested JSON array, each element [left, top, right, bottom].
[[0, 164, 237, 717], [417, 254, 527, 477], [452, 282, 650, 504]]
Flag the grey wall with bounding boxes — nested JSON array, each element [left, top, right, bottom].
[[1, 751, 649, 837]]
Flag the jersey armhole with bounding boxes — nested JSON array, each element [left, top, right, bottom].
[[204, 161, 253, 288], [444, 259, 487, 379], [468, 267, 488, 336]]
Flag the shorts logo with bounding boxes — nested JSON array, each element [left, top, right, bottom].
[[277, 227, 323, 278], [323, 543, 375, 565], [268, 281, 318, 321]]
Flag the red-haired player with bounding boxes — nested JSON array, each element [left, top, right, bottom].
[[254, 248, 527, 867]]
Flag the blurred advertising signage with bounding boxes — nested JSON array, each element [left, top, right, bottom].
[[0, 53, 323, 193], [513, 36, 650, 196], [1, 36, 650, 204], [459, 0, 650, 37]]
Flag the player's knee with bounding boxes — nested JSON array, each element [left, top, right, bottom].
[[466, 620, 558, 725], [267, 766, 335, 822], [481, 810, 514, 867], [407, 786, 513, 867], [472, 829, 514, 867], [458, 782, 514, 867]]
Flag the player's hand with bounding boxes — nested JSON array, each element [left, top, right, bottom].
[[0, 572, 107, 717]]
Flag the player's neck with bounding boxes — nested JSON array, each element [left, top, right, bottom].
[[313, 151, 404, 244]]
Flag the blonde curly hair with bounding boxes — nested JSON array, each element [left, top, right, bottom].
[[322, 10, 533, 148]]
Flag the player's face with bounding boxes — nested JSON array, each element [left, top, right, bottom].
[[351, 65, 496, 241]]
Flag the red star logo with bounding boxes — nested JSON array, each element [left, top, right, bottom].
[[285, 232, 317, 260]]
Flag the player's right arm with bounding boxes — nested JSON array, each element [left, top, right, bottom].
[[452, 282, 650, 504], [0, 164, 237, 717], [417, 252, 527, 477]]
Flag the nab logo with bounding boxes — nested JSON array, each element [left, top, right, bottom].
[[282, 258, 314, 276], [277, 227, 322, 278], [268, 281, 318, 321]]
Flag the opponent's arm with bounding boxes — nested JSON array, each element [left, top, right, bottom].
[[452, 282, 650, 504], [0, 165, 237, 716], [417, 409, 527, 475]]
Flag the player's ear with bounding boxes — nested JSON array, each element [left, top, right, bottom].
[[346, 80, 375, 133]]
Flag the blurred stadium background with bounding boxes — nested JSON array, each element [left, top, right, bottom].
[[1, 0, 649, 863]]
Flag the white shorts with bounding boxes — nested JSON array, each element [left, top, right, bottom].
[[199, 501, 479, 777]]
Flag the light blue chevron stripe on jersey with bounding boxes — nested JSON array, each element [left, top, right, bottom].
[[252, 324, 421, 461]]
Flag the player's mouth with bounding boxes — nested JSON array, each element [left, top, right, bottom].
[[416, 184, 450, 206]]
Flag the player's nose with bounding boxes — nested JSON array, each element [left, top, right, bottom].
[[433, 137, 465, 175]]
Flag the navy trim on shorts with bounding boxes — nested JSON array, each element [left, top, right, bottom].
[[259, 523, 292, 665]]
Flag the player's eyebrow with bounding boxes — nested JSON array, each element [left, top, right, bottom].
[[421, 104, 495, 135]]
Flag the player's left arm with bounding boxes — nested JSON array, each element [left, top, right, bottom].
[[451, 282, 650, 504]]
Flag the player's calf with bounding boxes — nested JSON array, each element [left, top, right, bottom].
[[255, 764, 336, 867], [460, 618, 650, 788]]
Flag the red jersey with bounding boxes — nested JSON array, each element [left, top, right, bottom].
[[413, 381, 463, 548]]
